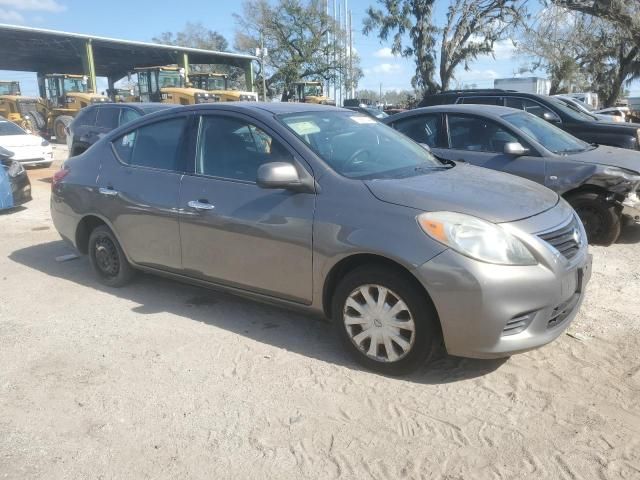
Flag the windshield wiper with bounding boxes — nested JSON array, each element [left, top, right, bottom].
[[414, 164, 453, 172], [555, 148, 587, 154]]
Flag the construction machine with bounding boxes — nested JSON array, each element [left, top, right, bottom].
[[0, 81, 49, 133], [135, 66, 219, 105], [41, 74, 110, 143], [291, 81, 335, 105], [189, 72, 258, 102]]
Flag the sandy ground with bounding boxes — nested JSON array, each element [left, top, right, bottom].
[[1, 145, 639, 479]]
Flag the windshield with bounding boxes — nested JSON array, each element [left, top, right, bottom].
[[0, 120, 27, 136], [503, 111, 591, 154], [0, 82, 20, 95], [207, 77, 227, 90], [548, 97, 597, 122], [303, 84, 322, 97], [278, 111, 445, 179], [159, 71, 183, 88], [63, 78, 86, 93]]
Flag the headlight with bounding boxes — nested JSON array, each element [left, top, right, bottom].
[[417, 211, 537, 265], [65, 96, 76, 104], [7, 161, 25, 178], [41, 139, 50, 147]]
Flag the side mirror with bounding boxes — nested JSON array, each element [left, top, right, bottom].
[[504, 142, 529, 156], [257, 162, 302, 189], [542, 111, 561, 123], [419, 143, 432, 152]]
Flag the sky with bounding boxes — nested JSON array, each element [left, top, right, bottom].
[[1, 0, 638, 98]]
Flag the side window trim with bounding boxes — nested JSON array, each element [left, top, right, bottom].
[[186, 111, 312, 185], [110, 113, 193, 173]]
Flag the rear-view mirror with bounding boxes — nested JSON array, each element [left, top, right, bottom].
[[257, 162, 302, 189], [504, 142, 529, 156]]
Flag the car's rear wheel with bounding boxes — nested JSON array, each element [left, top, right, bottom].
[[332, 265, 439, 375], [88, 225, 135, 287], [566, 192, 621, 245]]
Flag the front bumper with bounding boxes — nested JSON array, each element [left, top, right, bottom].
[[414, 234, 592, 359], [621, 192, 640, 223]]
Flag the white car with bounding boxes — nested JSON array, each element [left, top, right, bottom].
[[0, 119, 53, 167], [553, 95, 625, 123]]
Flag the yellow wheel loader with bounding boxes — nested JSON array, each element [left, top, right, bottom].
[[189, 73, 258, 102], [291, 81, 335, 105], [42, 74, 110, 143], [135, 66, 219, 105], [0, 81, 48, 133]]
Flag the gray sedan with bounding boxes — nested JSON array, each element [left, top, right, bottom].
[[51, 103, 591, 374], [385, 104, 640, 245]]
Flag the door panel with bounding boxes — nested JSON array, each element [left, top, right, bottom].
[[96, 116, 189, 271], [178, 114, 314, 303]]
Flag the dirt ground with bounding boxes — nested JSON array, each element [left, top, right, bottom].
[[1, 145, 639, 479]]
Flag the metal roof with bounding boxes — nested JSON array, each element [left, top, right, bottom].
[[0, 24, 258, 80]]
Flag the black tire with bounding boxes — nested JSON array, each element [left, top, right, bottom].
[[53, 116, 73, 144], [88, 225, 135, 287], [332, 264, 440, 375], [28, 111, 46, 131], [566, 192, 622, 246]]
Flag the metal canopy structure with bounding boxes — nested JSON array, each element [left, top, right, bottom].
[[0, 24, 257, 93]]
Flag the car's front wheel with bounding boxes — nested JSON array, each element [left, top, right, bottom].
[[332, 265, 439, 375], [566, 191, 621, 245], [88, 225, 135, 287]]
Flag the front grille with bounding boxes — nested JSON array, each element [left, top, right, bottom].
[[17, 100, 38, 115], [538, 216, 582, 260]]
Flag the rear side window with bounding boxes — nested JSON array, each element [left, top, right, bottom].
[[112, 117, 187, 171], [119, 108, 141, 126], [447, 115, 518, 153], [394, 114, 444, 148], [96, 107, 120, 129], [73, 108, 96, 127], [460, 96, 503, 106]]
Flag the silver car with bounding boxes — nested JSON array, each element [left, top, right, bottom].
[[51, 103, 592, 374]]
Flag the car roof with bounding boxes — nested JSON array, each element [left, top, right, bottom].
[[385, 104, 521, 122]]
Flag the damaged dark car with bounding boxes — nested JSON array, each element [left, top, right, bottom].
[[386, 105, 640, 245], [0, 145, 31, 211]]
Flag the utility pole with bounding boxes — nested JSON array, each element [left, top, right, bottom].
[[348, 9, 353, 99], [333, 0, 337, 105], [260, 31, 267, 102]]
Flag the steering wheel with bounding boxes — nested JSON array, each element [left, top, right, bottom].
[[342, 148, 370, 171]]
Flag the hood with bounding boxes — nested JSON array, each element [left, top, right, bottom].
[[0, 134, 43, 148], [365, 163, 559, 223], [569, 145, 640, 174]]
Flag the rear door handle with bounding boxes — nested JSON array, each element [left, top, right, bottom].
[[187, 200, 215, 211], [99, 187, 118, 196]]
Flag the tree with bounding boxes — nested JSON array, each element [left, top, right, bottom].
[[549, 0, 640, 106], [153, 22, 229, 51], [363, 0, 526, 97], [517, 6, 591, 94], [234, 0, 361, 100]]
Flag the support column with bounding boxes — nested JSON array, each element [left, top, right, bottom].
[[36, 72, 46, 99], [178, 52, 190, 83], [82, 39, 97, 93], [244, 60, 255, 93]]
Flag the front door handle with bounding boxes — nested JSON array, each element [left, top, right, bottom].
[[187, 200, 215, 211], [99, 187, 119, 196]]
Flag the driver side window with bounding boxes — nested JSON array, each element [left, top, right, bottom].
[[447, 115, 518, 153], [196, 115, 294, 182]]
